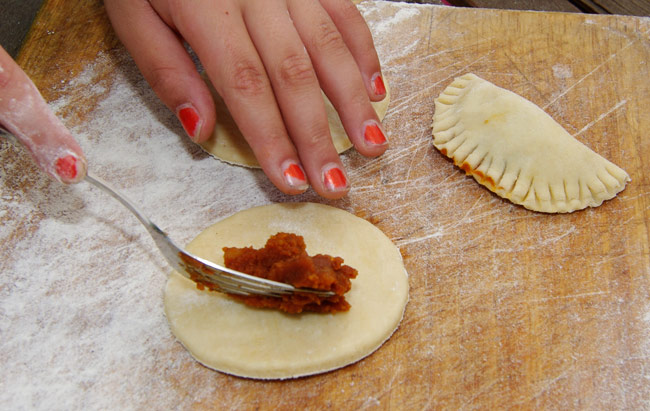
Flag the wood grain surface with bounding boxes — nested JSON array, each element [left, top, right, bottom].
[[572, 0, 650, 15], [447, 0, 650, 16], [3, 0, 650, 409], [448, 0, 583, 13]]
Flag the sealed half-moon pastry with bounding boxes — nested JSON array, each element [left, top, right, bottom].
[[432, 73, 630, 213]]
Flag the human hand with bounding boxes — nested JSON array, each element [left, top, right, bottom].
[[0, 46, 87, 184], [105, 0, 387, 199]]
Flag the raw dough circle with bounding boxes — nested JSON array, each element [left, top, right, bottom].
[[199, 78, 391, 167], [164, 202, 409, 379]]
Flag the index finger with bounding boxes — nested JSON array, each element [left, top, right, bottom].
[[0, 46, 86, 183]]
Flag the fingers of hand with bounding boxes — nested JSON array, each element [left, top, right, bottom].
[[288, 0, 388, 158], [108, 0, 384, 198], [165, 1, 310, 195], [239, 0, 350, 198]]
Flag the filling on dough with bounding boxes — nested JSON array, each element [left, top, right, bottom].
[[222, 232, 357, 314], [164, 202, 409, 379]]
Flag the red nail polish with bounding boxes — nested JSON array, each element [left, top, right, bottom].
[[364, 121, 387, 146], [371, 73, 386, 96], [177, 104, 202, 140], [282, 161, 308, 190], [55, 154, 79, 181], [322, 164, 348, 192]]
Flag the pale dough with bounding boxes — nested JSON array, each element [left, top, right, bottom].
[[164, 203, 409, 379], [200, 76, 391, 167], [432, 73, 630, 213]]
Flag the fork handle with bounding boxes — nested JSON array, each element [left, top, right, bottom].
[[84, 172, 156, 232], [83, 172, 181, 263]]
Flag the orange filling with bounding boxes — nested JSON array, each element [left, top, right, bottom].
[[222, 233, 357, 314]]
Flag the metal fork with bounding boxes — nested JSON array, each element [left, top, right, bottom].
[[1, 127, 332, 298]]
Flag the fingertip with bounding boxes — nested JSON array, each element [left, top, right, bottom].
[[280, 159, 310, 193], [175, 102, 208, 143], [359, 119, 388, 156], [317, 162, 350, 199], [54, 152, 87, 184], [176, 103, 201, 141], [368, 72, 387, 102], [173, 81, 217, 143], [258, 154, 311, 196]]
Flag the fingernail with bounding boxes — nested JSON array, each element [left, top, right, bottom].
[[177, 103, 202, 141], [371, 72, 386, 97], [55, 153, 83, 183], [322, 163, 348, 192], [363, 120, 387, 146], [282, 160, 309, 190]]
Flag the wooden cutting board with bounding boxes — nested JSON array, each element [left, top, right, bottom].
[[3, 1, 649, 409]]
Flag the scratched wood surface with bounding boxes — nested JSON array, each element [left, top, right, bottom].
[[2, 1, 650, 409], [445, 0, 650, 16]]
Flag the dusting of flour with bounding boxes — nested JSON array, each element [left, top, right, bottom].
[[0, 2, 427, 409], [0, 51, 279, 410], [360, 2, 423, 36], [3, 1, 649, 409]]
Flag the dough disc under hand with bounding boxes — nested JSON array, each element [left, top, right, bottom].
[[200, 76, 391, 167], [164, 202, 409, 379]]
